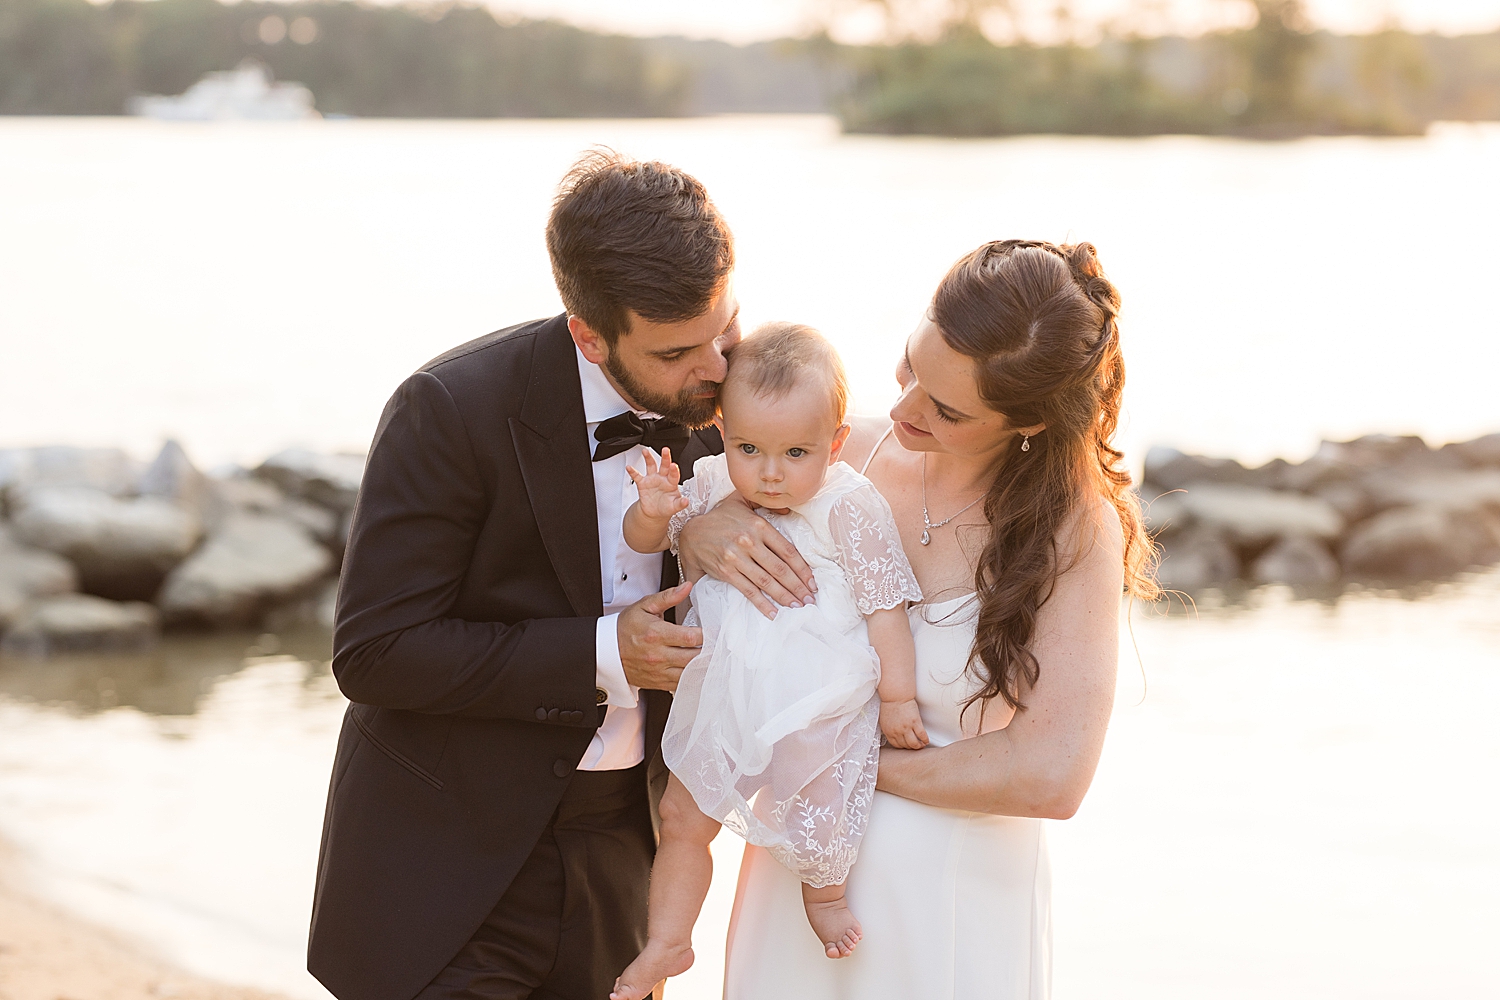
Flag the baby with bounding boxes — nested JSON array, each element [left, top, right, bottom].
[[611, 323, 928, 1000]]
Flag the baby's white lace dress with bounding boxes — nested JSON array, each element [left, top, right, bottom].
[[663, 456, 921, 887]]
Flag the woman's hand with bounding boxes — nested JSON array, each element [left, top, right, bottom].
[[676, 494, 818, 620]]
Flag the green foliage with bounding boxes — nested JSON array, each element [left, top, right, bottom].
[[834, 0, 1458, 137], [839, 27, 1219, 136], [0, 0, 691, 116], [0, 0, 1496, 134]]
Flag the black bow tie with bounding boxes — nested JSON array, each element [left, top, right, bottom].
[[592, 412, 691, 463]]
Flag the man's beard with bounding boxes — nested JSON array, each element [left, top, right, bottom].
[[603, 351, 719, 428]]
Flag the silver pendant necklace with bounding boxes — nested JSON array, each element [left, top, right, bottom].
[[919, 453, 985, 545]]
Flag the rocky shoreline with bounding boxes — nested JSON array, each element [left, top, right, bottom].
[[1, 443, 357, 656], [1145, 432, 1500, 591], [3, 431, 1499, 654]]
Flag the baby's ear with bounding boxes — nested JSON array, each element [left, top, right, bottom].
[[829, 423, 853, 464]]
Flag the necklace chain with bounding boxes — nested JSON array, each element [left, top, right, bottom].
[[919, 453, 985, 545]]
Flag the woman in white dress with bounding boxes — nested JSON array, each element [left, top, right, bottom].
[[677, 240, 1159, 998]]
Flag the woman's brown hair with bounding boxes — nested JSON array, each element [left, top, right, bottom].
[[931, 240, 1158, 713]]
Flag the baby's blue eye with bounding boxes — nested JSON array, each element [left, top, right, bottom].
[[787, 448, 807, 458], [739, 443, 758, 455]]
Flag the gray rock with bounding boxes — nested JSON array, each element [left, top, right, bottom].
[[0, 594, 159, 657], [1444, 432, 1500, 468], [1168, 483, 1344, 546], [1317, 434, 1440, 469], [1360, 469, 1500, 515], [0, 446, 143, 497], [1340, 505, 1500, 579], [1155, 528, 1240, 590], [1143, 447, 1258, 492], [206, 475, 342, 552], [1251, 534, 1340, 586], [11, 487, 202, 600], [255, 449, 364, 514], [138, 439, 211, 516], [158, 513, 333, 626], [0, 526, 80, 630], [1310, 481, 1376, 523]]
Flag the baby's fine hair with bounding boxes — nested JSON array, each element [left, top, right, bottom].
[[723, 322, 850, 425]]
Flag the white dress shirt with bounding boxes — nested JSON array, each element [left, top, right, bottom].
[[577, 347, 663, 771]]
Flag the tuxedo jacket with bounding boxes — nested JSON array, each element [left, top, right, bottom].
[[307, 314, 723, 1000]]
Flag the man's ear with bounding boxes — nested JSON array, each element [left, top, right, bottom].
[[568, 315, 609, 366], [829, 423, 853, 465]]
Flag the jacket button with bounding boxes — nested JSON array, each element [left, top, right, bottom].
[[566, 710, 582, 724], [553, 759, 571, 778], [547, 708, 560, 722], [595, 687, 608, 706], [535, 708, 548, 721]]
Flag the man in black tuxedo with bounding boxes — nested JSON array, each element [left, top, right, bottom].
[[307, 152, 769, 1000]]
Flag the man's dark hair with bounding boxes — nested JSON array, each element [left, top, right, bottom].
[[546, 149, 734, 344]]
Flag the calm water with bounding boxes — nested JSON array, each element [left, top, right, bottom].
[[1, 117, 1499, 999], [1, 578, 1497, 999], [2, 116, 1500, 467]]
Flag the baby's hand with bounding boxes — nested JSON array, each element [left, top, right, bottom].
[[627, 447, 689, 522], [879, 698, 929, 750]]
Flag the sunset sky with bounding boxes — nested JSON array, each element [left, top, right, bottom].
[[485, 0, 1500, 44]]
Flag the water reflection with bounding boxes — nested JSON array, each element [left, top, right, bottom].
[[0, 571, 1494, 1000], [0, 627, 333, 716]]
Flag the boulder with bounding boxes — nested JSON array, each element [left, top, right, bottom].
[[255, 449, 364, 514], [11, 487, 202, 600], [0, 446, 142, 498], [1155, 528, 1240, 590], [157, 513, 334, 627], [1142, 447, 1259, 492], [1251, 534, 1340, 586], [0, 526, 79, 630], [1167, 484, 1344, 546], [0, 594, 159, 657], [1359, 469, 1500, 516], [1340, 505, 1500, 579], [206, 474, 342, 553], [1444, 432, 1500, 468], [138, 439, 212, 516], [1310, 481, 1376, 523]]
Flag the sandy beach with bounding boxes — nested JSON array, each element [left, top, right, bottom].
[[0, 843, 286, 1000]]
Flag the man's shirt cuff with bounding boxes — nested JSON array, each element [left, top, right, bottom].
[[595, 613, 639, 709]]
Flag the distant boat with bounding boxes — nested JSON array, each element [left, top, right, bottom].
[[128, 61, 319, 121]]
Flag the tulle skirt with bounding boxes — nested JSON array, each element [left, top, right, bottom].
[[662, 577, 881, 888]]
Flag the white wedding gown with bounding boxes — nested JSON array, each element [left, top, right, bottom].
[[723, 593, 1052, 1000]]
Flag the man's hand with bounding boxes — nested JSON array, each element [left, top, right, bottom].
[[626, 447, 689, 522], [617, 582, 700, 693], [676, 494, 817, 620]]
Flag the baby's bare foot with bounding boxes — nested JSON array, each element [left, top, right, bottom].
[[804, 896, 863, 959], [610, 940, 695, 1000]]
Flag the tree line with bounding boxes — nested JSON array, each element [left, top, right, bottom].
[[1, 0, 1496, 134]]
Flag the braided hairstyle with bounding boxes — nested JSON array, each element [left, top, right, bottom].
[[931, 240, 1158, 714]]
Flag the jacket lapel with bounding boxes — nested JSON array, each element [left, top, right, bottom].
[[510, 316, 603, 618]]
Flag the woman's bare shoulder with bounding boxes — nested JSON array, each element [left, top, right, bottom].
[[1058, 492, 1125, 581], [840, 415, 893, 472]]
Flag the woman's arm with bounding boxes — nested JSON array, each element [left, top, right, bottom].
[[876, 500, 1124, 819]]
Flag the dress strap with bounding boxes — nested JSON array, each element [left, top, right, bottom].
[[859, 424, 895, 476]]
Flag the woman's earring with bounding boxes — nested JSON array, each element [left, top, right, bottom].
[[1021, 434, 1031, 452]]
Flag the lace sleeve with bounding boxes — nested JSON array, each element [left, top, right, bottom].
[[828, 484, 923, 615], [667, 456, 726, 556]]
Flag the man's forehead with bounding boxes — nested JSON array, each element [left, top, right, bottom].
[[626, 299, 739, 352]]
